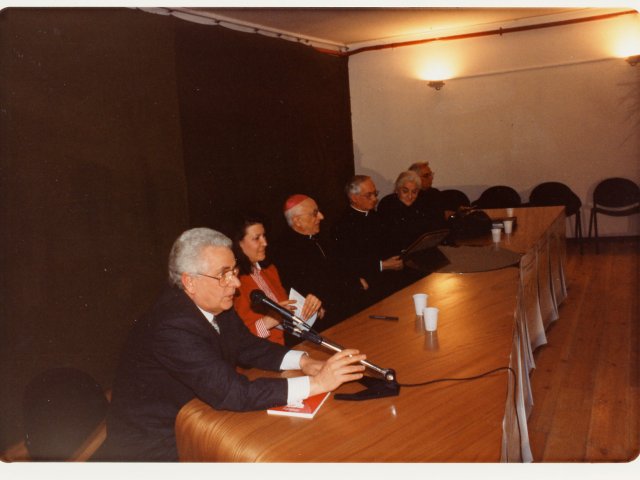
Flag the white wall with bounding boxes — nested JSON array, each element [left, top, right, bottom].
[[349, 12, 640, 237]]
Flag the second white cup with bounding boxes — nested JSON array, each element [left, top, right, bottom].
[[503, 219, 513, 234], [491, 228, 502, 242], [423, 307, 439, 332]]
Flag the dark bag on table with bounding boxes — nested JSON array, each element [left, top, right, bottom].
[[447, 209, 492, 240]]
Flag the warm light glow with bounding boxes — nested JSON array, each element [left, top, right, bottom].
[[418, 60, 455, 81], [416, 54, 457, 81], [610, 22, 640, 58]]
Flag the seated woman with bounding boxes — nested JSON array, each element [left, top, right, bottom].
[[230, 211, 323, 345], [377, 170, 437, 254]]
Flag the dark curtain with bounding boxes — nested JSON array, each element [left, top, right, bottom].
[[0, 8, 354, 450], [174, 16, 354, 240], [0, 8, 188, 449]]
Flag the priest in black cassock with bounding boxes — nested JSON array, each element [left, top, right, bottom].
[[332, 175, 407, 305], [273, 194, 365, 332]]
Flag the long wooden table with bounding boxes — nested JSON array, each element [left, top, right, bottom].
[[175, 206, 566, 462]]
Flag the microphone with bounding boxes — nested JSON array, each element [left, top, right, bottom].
[[250, 289, 397, 385], [250, 289, 296, 320], [249, 289, 318, 340]]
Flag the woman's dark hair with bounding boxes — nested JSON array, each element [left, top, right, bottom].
[[227, 210, 273, 275]]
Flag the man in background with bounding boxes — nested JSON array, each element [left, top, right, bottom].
[[409, 161, 449, 228]]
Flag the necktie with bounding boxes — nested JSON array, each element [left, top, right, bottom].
[[210, 316, 220, 334]]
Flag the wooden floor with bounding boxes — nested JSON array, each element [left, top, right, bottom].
[[527, 237, 639, 462]]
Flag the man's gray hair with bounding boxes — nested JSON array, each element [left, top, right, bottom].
[[168, 227, 232, 288], [284, 203, 306, 227], [395, 171, 422, 191], [344, 175, 371, 198], [408, 162, 429, 173]]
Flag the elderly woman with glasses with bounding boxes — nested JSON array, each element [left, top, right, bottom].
[[230, 211, 323, 345], [377, 170, 437, 254]]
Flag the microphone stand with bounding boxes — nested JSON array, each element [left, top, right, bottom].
[[281, 315, 400, 401]]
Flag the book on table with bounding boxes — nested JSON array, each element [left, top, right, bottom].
[[267, 392, 331, 419]]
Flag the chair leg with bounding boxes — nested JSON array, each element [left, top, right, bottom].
[[593, 212, 599, 254], [588, 208, 596, 253], [575, 212, 583, 255]]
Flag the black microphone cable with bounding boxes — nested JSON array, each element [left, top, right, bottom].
[[396, 366, 522, 450], [398, 365, 514, 388]]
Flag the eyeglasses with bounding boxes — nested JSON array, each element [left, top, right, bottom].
[[400, 187, 419, 195], [297, 208, 321, 218], [197, 267, 240, 287], [360, 190, 379, 199]]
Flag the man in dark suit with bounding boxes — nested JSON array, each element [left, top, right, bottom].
[[103, 228, 365, 461], [273, 194, 365, 332]]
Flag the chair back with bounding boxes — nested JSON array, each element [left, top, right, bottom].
[[593, 177, 640, 209], [23, 368, 108, 461], [440, 189, 470, 212], [529, 182, 582, 216], [472, 185, 521, 209]]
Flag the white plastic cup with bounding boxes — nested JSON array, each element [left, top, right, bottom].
[[412, 293, 428, 316], [503, 219, 513, 234], [423, 307, 439, 332], [506, 207, 514, 217], [491, 228, 502, 242]]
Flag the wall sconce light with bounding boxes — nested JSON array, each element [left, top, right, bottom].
[[427, 81, 445, 91], [626, 55, 639, 66]]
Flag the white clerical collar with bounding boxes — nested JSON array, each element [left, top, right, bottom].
[[292, 227, 313, 239], [350, 205, 369, 216]]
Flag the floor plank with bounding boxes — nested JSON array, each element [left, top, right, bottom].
[[527, 237, 639, 463]]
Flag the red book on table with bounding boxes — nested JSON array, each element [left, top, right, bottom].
[[267, 392, 331, 419]]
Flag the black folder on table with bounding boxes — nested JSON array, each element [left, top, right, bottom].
[[401, 229, 451, 273]]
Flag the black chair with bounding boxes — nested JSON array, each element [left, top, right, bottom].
[[439, 189, 471, 212], [529, 182, 583, 254], [472, 185, 522, 209], [588, 177, 640, 253], [21, 368, 109, 461]]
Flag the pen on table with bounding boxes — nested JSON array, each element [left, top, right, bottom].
[[369, 315, 399, 321]]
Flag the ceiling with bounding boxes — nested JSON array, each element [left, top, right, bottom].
[[182, 6, 613, 51]]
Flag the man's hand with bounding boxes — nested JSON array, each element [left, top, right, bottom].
[[381, 255, 404, 271], [308, 349, 366, 396], [299, 354, 324, 377]]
